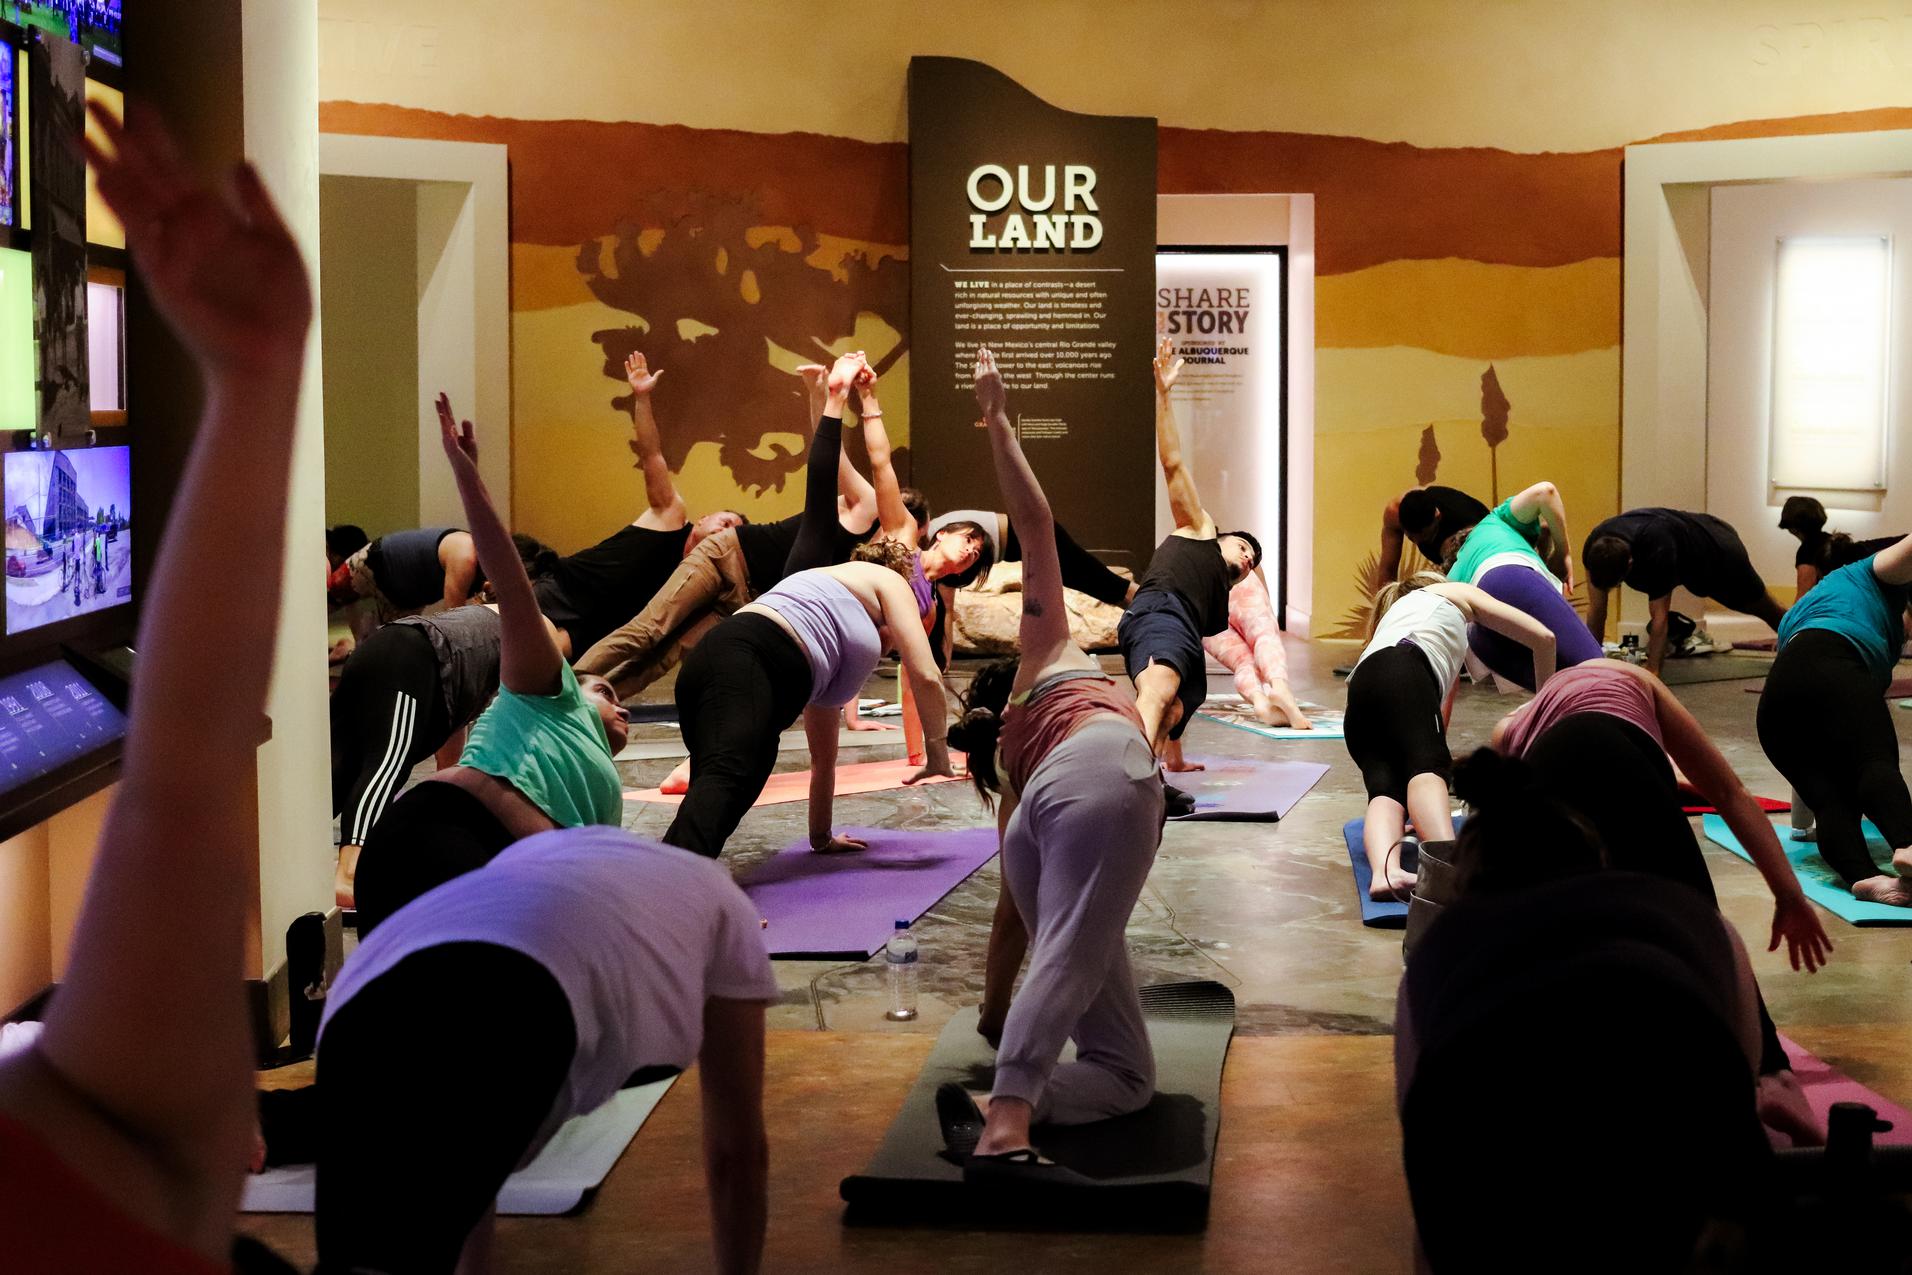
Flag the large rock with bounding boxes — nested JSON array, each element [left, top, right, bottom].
[[950, 562, 1129, 656]]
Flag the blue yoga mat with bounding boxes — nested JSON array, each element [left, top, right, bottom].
[[1342, 819, 1409, 927], [1700, 813, 1912, 927]]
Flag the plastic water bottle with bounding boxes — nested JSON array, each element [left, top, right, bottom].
[[885, 920, 919, 1021]]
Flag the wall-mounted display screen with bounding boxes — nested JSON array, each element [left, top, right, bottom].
[[85, 274, 119, 412], [4, 2, 120, 63], [4, 445, 130, 633], [1, 37, 16, 229], [0, 656, 125, 799], [0, 246, 30, 431]]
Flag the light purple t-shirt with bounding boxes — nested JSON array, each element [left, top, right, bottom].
[[754, 569, 883, 707]]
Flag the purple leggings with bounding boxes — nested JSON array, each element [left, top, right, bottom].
[[1469, 563, 1603, 689]]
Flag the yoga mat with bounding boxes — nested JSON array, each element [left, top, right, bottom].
[[1679, 795, 1790, 816], [1167, 757, 1329, 822], [1700, 813, 1912, 926], [840, 980, 1235, 1231], [625, 757, 965, 807], [1342, 819, 1410, 927], [1655, 654, 1775, 686], [1196, 700, 1345, 741], [614, 727, 894, 763], [738, 826, 1000, 960], [1778, 1035, 1912, 1148], [240, 1077, 675, 1216]]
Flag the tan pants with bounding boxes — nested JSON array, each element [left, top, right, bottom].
[[575, 528, 754, 698]]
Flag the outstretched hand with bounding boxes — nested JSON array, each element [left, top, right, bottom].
[[83, 100, 311, 375], [827, 351, 867, 398], [1152, 336, 1184, 395], [1770, 894, 1832, 973], [974, 347, 1007, 419], [624, 351, 664, 396], [436, 393, 479, 469]]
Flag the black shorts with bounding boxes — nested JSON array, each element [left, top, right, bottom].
[[1117, 590, 1207, 741], [352, 781, 515, 934], [1344, 643, 1450, 803], [1690, 521, 1769, 614]]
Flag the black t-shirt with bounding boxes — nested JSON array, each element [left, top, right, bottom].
[[1404, 486, 1491, 561], [1585, 508, 1743, 599], [542, 522, 691, 652], [1136, 534, 1231, 637], [1796, 532, 1903, 575], [734, 512, 877, 594]]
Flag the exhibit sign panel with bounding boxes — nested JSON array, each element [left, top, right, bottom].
[[908, 56, 1158, 574]]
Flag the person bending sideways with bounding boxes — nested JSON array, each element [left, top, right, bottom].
[[1347, 571, 1554, 904], [330, 603, 500, 907], [1119, 337, 1262, 768], [315, 827, 775, 1275], [1779, 493, 1908, 616], [1443, 479, 1599, 689], [926, 505, 1135, 650], [1758, 535, 1912, 907], [1487, 657, 1831, 1141], [0, 104, 310, 1273], [1203, 570, 1311, 729], [517, 351, 745, 660], [662, 353, 957, 859], [940, 348, 1165, 1184], [347, 395, 629, 932], [1582, 507, 1788, 674], [1397, 753, 1776, 1273], [1373, 484, 1489, 590], [329, 523, 484, 628]]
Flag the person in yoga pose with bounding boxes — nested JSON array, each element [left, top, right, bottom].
[[1780, 494, 1906, 604], [1120, 337, 1262, 763], [345, 394, 629, 929], [329, 523, 484, 627], [1398, 752, 1776, 1272], [1758, 535, 1912, 907], [330, 603, 501, 906], [1348, 571, 1556, 902], [519, 351, 745, 660], [939, 347, 1165, 1181], [1581, 507, 1788, 673], [0, 103, 310, 1273], [661, 353, 956, 859], [1373, 485, 1490, 590], [1204, 569, 1311, 729], [1443, 479, 1599, 689], [1484, 657, 1830, 1138], [315, 826, 776, 1274]]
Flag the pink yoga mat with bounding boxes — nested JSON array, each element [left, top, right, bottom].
[[625, 757, 965, 807], [1777, 1035, 1912, 1147]]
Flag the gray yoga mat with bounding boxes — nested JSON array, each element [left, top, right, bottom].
[[1654, 654, 1775, 686], [839, 980, 1235, 1232]]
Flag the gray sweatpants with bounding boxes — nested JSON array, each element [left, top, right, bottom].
[[993, 718, 1165, 1124]]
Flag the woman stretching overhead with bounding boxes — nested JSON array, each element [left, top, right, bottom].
[[1347, 571, 1555, 902], [1444, 480, 1602, 689], [939, 348, 1165, 1182], [661, 353, 956, 859]]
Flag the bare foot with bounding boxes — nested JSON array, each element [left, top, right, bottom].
[[661, 759, 691, 795], [1369, 865, 1416, 903], [1162, 740, 1205, 773], [1269, 690, 1312, 730], [1852, 875, 1912, 907], [1756, 1070, 1824, 1147], [335, 845, 360, 911], [1892, 846, 1912, 876]]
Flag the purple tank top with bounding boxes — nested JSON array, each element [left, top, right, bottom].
[[755, 570, 884, 707], [909, 551, 934, 616], [1500, 662, 1663, 758]]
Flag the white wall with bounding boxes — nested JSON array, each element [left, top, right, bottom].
[[1708, 177, 1912, 592]]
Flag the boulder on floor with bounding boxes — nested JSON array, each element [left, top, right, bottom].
[[950, 561, 1129, 655]]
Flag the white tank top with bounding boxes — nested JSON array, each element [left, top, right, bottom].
[[1357, 588, 1469, 693]]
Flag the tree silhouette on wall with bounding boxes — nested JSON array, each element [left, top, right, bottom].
[[1480, 364, 1510, 503], [1415, 424, 1441, 486]]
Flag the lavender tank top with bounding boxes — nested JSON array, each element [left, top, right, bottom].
[[909, 552, 934, 616], [755, 570, 884, 707]]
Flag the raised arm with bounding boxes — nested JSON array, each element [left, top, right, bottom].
[[32, 104, 312, 1256], [436, 394, 566, 696], [852, 360, 916, 541], [625, 352, 689, 530], [975, 347, 1078, 672], [1153, 337, 1212, 535], [1507, 481, 1573, 591], [1444, 581, 1557, 689], [1868, 533, 1912, 585]]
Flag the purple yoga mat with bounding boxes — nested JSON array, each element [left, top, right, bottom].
[[1170, 757, 1331, 821], [738, 826, 1000, 960]]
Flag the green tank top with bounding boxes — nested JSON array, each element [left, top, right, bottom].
[[459, 662, 623, 828]]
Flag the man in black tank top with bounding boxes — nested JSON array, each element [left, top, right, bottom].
[[1118, 339, 1263, 762]]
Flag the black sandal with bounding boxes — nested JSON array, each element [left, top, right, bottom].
[[963, 1146, 1097, 1188], [934, 1082, 984, 1159]]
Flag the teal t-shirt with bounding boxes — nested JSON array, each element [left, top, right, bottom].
[[460, 662, 623, 828], [1449, 499, 1546, 585], [1777, 556, 1908, 682]]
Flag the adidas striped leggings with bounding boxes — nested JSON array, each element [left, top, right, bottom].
[[331, 624, 453, 849]]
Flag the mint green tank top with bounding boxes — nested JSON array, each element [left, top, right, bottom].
[[459, 662, 622, 828]]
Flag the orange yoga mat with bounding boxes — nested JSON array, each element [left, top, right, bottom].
[[625, 756, 966, 807]]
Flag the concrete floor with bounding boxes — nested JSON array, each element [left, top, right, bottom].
[[243, 638, 1912, 1271]]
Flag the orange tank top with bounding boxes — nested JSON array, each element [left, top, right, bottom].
[[1000, 671, 1146, 794]]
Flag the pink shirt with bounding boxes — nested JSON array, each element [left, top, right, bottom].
[[1499, 662, 1663, 758]]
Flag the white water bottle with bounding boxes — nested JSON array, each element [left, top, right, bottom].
[[885, 920, 919, 1021]]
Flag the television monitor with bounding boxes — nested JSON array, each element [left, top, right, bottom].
[[4, 444, 130, 634], [0, 654, 126, 801], [1, 36, 16, 229], [86, 274, 120, 412], [0, 246, 30, 431]]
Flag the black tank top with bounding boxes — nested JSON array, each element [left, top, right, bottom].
[[1137, 534, 1231, 636]]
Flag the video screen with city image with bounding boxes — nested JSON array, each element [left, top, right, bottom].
[[1, 36, 16, 229], [4, 445, 131, 633]]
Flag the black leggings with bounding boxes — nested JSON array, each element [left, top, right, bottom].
[[1524, 712, 1787, 1075], [317, 942, 575, 1274], [1005, 519, 1133, 609], [1758, 627, 1912, 885], [352, 781, 515, 935], [331, 624, 451, 850], [664, 612, 813, 857], [1344, 644, 1449, 804], [783, 414, 846, 578]]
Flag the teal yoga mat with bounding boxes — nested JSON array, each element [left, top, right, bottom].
[[1699, 813, 1912, 926]]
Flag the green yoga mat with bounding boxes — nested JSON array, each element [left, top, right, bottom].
[[1699, 813, 1912, 926]]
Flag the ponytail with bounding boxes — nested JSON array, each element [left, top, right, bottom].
[[1367, 569, 1447, 641], [947, 658, 1017, 808]]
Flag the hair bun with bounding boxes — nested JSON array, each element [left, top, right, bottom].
[[1450, 748, 1539, 812], [947, 706, 1001, 756]]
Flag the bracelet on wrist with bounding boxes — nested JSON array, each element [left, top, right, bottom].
[[860, 409, 883, 420]]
